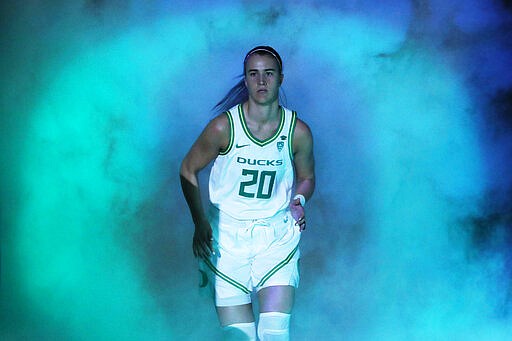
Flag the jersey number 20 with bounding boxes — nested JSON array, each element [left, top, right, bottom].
[[239, 169, 276, 199]]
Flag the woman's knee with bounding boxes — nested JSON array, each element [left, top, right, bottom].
[[257, 312, 291, 341]]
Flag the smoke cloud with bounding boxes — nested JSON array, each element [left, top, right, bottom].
[[2, 1, 511, 340]]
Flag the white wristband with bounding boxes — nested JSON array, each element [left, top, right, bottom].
[[293, 194, 306, 206]]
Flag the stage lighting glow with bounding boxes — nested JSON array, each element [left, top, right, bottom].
[[6, 2, 510, 340]]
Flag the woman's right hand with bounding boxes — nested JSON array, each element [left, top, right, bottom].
[[193, 219, 214, 259]]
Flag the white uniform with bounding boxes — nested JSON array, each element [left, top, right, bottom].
[[209, 104, 296, 219], [202, 104, 301, 307]]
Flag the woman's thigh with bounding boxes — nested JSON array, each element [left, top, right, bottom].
[[258, 285, 295, 313], [216, 303, 255, 326]]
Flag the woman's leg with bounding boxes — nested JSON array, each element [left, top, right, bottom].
[[257, 285, 294, 340], [258, 285, 295, 313], [217, 303, 255, 325], [217, 304, 256, 340]]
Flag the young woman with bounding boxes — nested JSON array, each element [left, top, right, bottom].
[[180, 46, 315, 340]]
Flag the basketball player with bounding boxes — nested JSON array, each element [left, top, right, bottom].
[[180, 46, 315, 340]]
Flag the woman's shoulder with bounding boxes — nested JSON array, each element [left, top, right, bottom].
[[288, 110, 312, 141], [208, 112, 231, 135]]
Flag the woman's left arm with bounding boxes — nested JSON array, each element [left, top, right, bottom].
[[290, 118, 315, 230]]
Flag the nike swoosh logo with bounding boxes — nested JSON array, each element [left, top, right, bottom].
[[236, 144, 250, 148]]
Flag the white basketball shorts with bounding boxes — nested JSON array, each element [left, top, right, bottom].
[[199, 206, 301, 307]]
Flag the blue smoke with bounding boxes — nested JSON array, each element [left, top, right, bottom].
[[2, 1, 511, 340]]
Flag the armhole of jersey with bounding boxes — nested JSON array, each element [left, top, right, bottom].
[[288, 111, 297, 161], [219, 110, 234, 155]]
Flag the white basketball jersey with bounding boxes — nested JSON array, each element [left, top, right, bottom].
[[209, 104, 297, 220]]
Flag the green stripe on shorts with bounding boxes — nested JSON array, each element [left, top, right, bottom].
[[257, 245, 299, 288], [202, 256, 251, 294]]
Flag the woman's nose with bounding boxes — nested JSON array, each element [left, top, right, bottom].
[[258, 74, 266, 85]]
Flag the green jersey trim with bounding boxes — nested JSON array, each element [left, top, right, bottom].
[[238, 104, 285, 147], [219, 111, 234, 155], [202, 256, 251, 294], [256, 244, 299, 288], [288, 111, 297, 160]]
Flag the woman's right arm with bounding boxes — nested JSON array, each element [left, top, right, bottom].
[[180, 114, 230, 258]]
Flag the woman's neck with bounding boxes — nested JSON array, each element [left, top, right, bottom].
[[244, 100, 280, 124], [242, 100, 282, 140]]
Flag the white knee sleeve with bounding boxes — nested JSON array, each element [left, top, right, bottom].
[[222, 322, 256, 341], [257, 312, 291, 341]]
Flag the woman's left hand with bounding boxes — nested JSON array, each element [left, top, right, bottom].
[[290, 198, 306, 231]]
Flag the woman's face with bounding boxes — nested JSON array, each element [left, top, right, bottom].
[[244, 53, 283, 106]]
